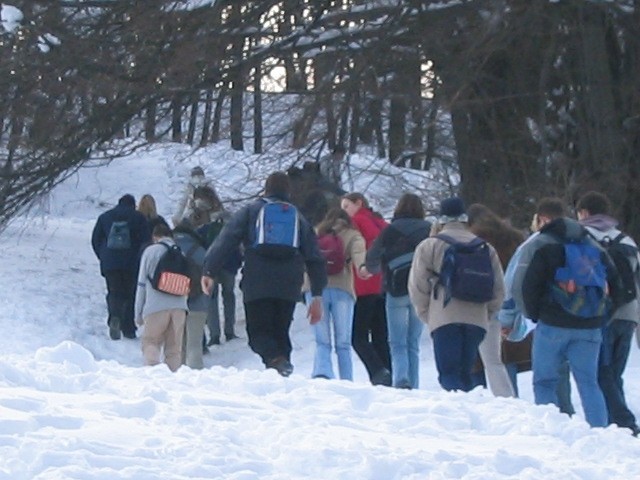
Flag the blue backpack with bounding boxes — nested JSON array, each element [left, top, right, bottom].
[[254, 199, 300, 258], [551, 239, 611, 318], [436, 234, 494, 306]]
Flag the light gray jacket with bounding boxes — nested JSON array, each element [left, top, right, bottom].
[[408, 222, 505, 334], [135, 238, 188, 323]]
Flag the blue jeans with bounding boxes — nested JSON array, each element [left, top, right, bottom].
[[432, 323, 486, 392], [207, 269, 237, 339], [386, 294, 423, 389], [306, 289, 355, 380], [599, 319, 638, 430], [532, 322, 607, 428]]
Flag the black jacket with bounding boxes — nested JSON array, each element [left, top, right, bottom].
[[365, 217, 431, 294], [91, 202, 151, 276], [522, 217, 619, 329], [203, 195, 327, 303]]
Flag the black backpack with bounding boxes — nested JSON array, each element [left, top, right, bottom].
[[383, 224, 428, 297], [148, 242, 191, 296], [596, 233, 638, 306]]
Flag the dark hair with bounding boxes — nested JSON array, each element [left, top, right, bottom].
[[576, 191, 611, 216], [536, 197, 565, 219], [264, 171, 291, 197], [467, 203, 526, 269], [118, 194, 135, 207], [467, 203, 501, 228], [317, 207, 352, 235], [394, 193, 425, 219], [152, 223, 173, 238], [342, 192, 370, 209]]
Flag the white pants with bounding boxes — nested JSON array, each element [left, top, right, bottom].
[[479, 318, 515, 397]]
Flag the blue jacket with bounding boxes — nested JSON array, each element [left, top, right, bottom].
[[91, 202, 151, 276], [203, 195, 327, 303]]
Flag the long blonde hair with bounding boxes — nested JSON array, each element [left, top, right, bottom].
[[137, 194, 159, 220]]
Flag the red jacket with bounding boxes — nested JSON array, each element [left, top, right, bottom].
[[351, 208, 388, 296]]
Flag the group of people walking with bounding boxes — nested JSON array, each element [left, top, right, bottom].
[[91, 166, 240, 372], [91, 166, 639, 435]]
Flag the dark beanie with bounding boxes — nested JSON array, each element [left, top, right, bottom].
[[439, 197, 467, 223], [118, 194, 135, 207]]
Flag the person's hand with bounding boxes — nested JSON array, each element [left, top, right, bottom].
[[358, 265, 372, 280], [201, 275, 215, 296], [307, 296, 323, 325], [501, 327, 512, 339]]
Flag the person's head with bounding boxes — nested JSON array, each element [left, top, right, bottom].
[[264, 171, 291, 198], [118, 194, 135, 208], [576, 191, 611, 220], [438, 197, 467, 224], [467, 203, 504, 232], [137, 194, 158, 219], [190, 166, 206, 186], [341, 192, 368, 218], [317, 207, 352, 235], [152, 223, 173, 241], [535, 197, 565, 229], [393, 193, 425, 220]]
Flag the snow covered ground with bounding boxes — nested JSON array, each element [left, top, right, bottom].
[[0, 144, 639, 479]]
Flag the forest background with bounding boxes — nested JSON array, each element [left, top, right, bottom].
[[1, 0, 639, 235]]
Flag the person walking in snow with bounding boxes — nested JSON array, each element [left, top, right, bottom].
[[408, 197, 505, 392], [466, 203, 520, 398], [172, 166, 223, 227], [517, 197, 619, 428], [341, 192, 392, 386], [135, 223, 188, 372], [304, 207, 367, 381], [91, 194, 150, 340], [173, 219, 210, 370], [137, 194, 170, 232], [365, 193, 431, 389], [201, 172, 327, 377], [576, 191, 640, 436]]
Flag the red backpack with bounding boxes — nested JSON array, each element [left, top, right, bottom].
[[317, 232, 347, 275]]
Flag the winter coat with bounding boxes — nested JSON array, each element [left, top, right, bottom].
[[365, 217, 431, 295], [197, 212, 242, 274], [350, 207, 388, 296], [173, 178, 217, 226], [303, 218, 367, 299], [203, 195, 328, 303], [91, 202, 151, 276], [135, 237, 188, 322], [522, 217, 620, 330], [173, 228, 210, 313], [407, 222, 505, 334], [580, 214, 640, 325]]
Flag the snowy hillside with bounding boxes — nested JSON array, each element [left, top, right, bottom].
[[0, 144, 638, 479]]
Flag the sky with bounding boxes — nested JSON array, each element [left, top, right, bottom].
[[0, 142, 639, 479]]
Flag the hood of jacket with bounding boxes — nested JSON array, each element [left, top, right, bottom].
[[539, 217, 585, 242], [579, 214, 618, 232]]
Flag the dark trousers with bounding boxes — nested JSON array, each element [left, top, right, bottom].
[[352, 294, 391, 381], [244, 298, 296, 366], [432, 323, 486, 392], [104, 270, 137, 336], [207, 269, 237, 339], [599, 319, 638, 430]]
